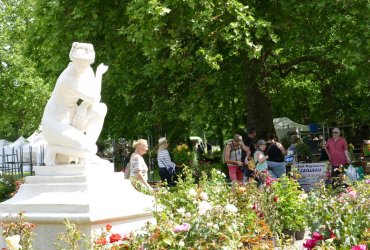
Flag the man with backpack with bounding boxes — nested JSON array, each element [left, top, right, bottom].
[[224, 134, 250, 189]]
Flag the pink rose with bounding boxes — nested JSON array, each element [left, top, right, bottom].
[[351, 245, 367, 250], [96, 237, 108, 245], [312, 232, 323, 240], [173, 223, 191, 233], [348, 190, 357, 198], [266, 176, 272, 185]]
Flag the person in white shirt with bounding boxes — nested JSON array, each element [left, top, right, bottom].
[[130, 139, 153, 191]]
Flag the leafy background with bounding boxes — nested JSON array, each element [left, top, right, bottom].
[[0, 0, 369, 144]]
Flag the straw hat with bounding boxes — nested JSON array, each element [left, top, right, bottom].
[[158, 137, 167, 145]]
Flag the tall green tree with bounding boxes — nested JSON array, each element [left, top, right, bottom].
[[123, 0, 369, 137], [1, 0, 368, 142], [0, 0, 49, 140]]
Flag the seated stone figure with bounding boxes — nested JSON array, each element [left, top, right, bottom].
[[41, 42, 108, 165]]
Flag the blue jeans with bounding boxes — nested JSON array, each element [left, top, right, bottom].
[[267, 161, 286, 178]]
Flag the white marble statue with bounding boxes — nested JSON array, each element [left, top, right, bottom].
[[41, 42, 108, 165]]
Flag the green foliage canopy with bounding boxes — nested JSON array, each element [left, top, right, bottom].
[[0, 0, 368, 142]]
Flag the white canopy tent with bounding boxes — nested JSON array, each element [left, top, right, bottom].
[[1, 129, 46, 169], [0, 139, 11, 148], [273, 117, 310, 140]]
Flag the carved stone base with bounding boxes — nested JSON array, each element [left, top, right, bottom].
[[0, 163, 154, 249]]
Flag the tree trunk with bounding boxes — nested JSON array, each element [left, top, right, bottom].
[[246, 82, 275, 139], [245, 59, 275, 139]]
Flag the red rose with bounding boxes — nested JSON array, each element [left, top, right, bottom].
[[121, 233, 130, 241], [106, 224, 112, 232], [109, 233, 122, 243], [328, 229, 336, 239], [96, 237, 108, 245], [303, 239, 318, 249]]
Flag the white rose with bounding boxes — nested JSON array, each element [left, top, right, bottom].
[[188, 188, 196, 196], [299, 193, 308, 200], [5, 235, 22, 250], [178, 240, 185, 247], [200, 192, 208, 201], [198, 201, 212, 215], [154, 204, 166, 212], [225, 204, 238, 213], [176, 207, 185, 214], [185, 212, 192, 218]]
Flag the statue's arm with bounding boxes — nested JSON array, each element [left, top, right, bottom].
[[61, 75, 101, 104], [95, 63, 109, 95], [72, 63, 108, 104]]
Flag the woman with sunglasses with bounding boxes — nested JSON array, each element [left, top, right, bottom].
[[325, 127, 351, 177]]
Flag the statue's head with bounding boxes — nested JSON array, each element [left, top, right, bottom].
[[69, 42, 95, 65]]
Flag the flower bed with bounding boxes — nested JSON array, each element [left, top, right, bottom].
[[1, 168, 369, 249]]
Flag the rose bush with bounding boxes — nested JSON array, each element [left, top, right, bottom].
[[0, 212, 35, 250], [0, 175, 23, 203], [257, 175, 307, 234], [2, 170, 368, 249], [126, 166, 274, 249], [306, 179, 370, 249]]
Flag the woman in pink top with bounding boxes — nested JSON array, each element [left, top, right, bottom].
[[325, 127, 351, 177]]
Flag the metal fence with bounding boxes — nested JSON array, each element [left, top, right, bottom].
[[1, 136, 160, 181], [0, 146, 45, 178]]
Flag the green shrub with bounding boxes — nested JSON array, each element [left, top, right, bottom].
[[0, 174, 18, 202], [259, 176, 308, 234]]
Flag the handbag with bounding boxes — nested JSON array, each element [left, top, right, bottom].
[[167, 166, 176, 176], [247, 156, 256, 170], [159, 158, 176, 176]]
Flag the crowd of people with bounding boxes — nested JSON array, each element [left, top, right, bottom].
[[223, 127, 352, 190], [127, 127, 353, 192]]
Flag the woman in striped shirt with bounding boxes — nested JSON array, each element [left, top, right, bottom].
[[157, 137, 176, 186]]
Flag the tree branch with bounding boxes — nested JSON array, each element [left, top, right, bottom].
[[270, 55, 338, 78]]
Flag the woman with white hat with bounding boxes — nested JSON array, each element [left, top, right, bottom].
[[157, 137, 176, 186]]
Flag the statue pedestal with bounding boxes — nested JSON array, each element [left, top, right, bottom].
[[0, 163, 154, 249]]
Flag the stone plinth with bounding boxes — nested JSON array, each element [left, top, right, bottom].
[[0, 163, 154, 249]]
